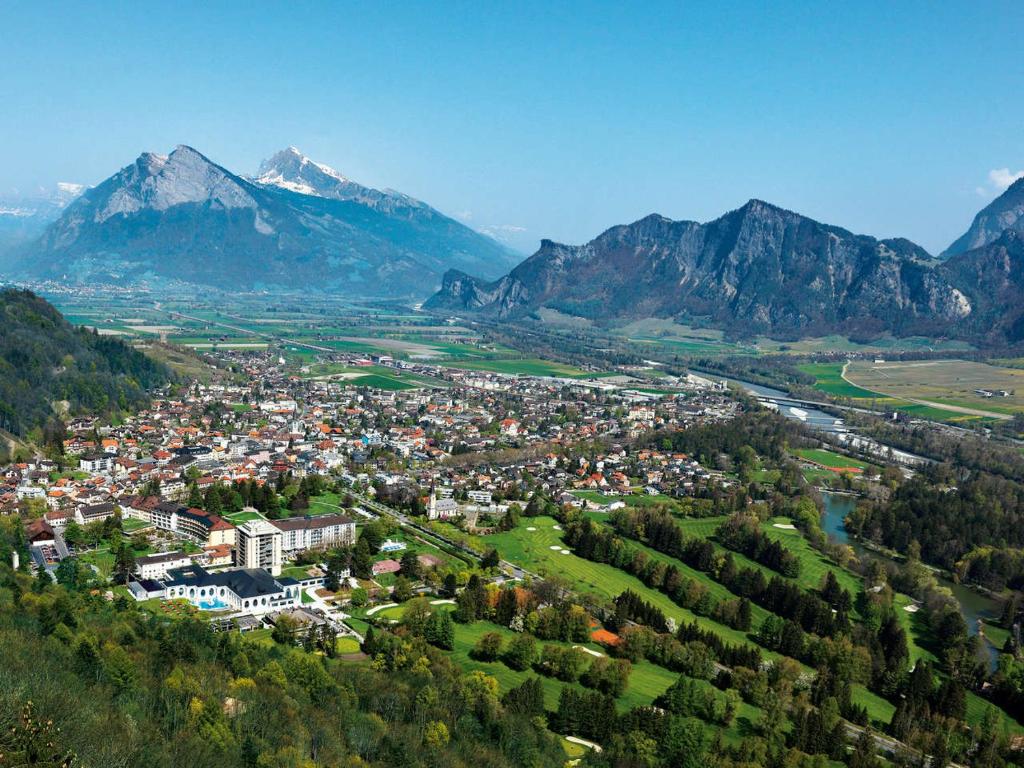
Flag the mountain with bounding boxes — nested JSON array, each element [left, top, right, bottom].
[[427, 200, 972, 339], [939, 229, 1024, 342], [0, 288, 170, 441], [17, 146, 518, 295], [0, 182, 85, 265], [943, 177, 1024, 258]]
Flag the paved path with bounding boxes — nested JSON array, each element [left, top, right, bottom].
[[564, 736, 602, 752]]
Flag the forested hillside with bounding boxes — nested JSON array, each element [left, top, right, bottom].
[[0, 289, 169, 442]]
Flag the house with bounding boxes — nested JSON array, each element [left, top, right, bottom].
[[372, 559, 401, 576]]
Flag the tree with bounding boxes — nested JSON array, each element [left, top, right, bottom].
[[351, 538, 373, 580], [392, 576, 414, 603], [442, 573, 458, 598], [502, 677, 544, 716], [472, 631, 504, 661], [481, 548, 500, 570], [112, 543, 136, 585], [271, 613, 297, 644], [504, 633, 537, 671], [423, 720, 449, 749], [400, 550, 421, 580], [33, 566, 52, 593]]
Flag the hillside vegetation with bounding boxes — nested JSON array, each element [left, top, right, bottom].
[[0, 288, 170, 441]]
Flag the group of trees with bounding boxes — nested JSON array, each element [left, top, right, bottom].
[[715, 513, 802, 578], [567, 514, 848, 639], [0, 546, 570, 767], [847, 465, 1024, 590], [0, 289, 172, 443]]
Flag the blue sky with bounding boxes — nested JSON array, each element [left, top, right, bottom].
[[1, 0, 1022, 254]]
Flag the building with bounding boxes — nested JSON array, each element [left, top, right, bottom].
[[466, 490, 492, 505], [79, 453, 115, 474], [135, 551, 194, 580], [174, 507, 237, 548], [427, 494, 459, 520], [143, 564, 301, 616], [236, 519, 283, 576], [269, 513, 355, 555], [75, 502, 117, 526]]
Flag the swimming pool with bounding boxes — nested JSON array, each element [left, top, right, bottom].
[[198, 597, 230, 611]]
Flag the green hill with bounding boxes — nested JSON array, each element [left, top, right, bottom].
[[0, 288, 170, 442]]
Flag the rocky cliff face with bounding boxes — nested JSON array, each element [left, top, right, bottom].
[[428, 201, 971, 338], [940, 229, 1024, 342], [943, 177, 1024, 258], [21, 145, 518, 293]]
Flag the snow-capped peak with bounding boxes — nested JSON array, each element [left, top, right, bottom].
[[255, 147, 350, 197]]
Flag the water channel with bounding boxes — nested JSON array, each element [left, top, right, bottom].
[[821, 484, 1002, 670], [717, 374, 1004, 670]]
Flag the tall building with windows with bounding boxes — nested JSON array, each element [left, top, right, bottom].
[[236, 519, 282, 576]]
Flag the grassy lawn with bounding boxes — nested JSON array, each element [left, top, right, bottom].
[[121, 517, 151, 532], [336, 636, 362, 654], [571, 490, 616, 505], [224, 509, 264, 524], [795, 448, 871, 472], [481, 516, 764, 653], [77, 548, 115, 578], [761, 517, 862, 597]]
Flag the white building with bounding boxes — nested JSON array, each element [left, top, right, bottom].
[[427, 495, 460, 520], [135, 551, 194, 581], [148, 565, 302, 617], [269, 514, 355, 555], [236, 519, 283, 576], [466, 490, 493, 505]]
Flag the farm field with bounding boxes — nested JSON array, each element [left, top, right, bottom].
[[797, 362, 880, 399], [843, 359, 1024, 417]]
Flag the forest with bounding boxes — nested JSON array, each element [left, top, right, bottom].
[[0, 289, 171, 446]]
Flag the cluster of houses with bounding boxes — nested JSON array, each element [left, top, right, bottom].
[[4, 343, 739, 617]]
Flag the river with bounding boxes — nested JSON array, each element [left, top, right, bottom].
[[716, 377, 848, 433], [821, 491, 1002, 670], [719, 373, 1002, 667]]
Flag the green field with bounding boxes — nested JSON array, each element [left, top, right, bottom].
[[482, 517, 764, 652], [795, 448, 872, 472], [441, 358, 605, 378], [223, 509, 265, 525], [798, 362, 880, 399]]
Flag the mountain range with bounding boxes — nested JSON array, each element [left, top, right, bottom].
[[0, 182, 85, 260], [12, 146, 519, 295], [426, 185, 1024, 344]]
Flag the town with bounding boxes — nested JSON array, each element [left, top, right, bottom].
[[4, 343, 738, 645]]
